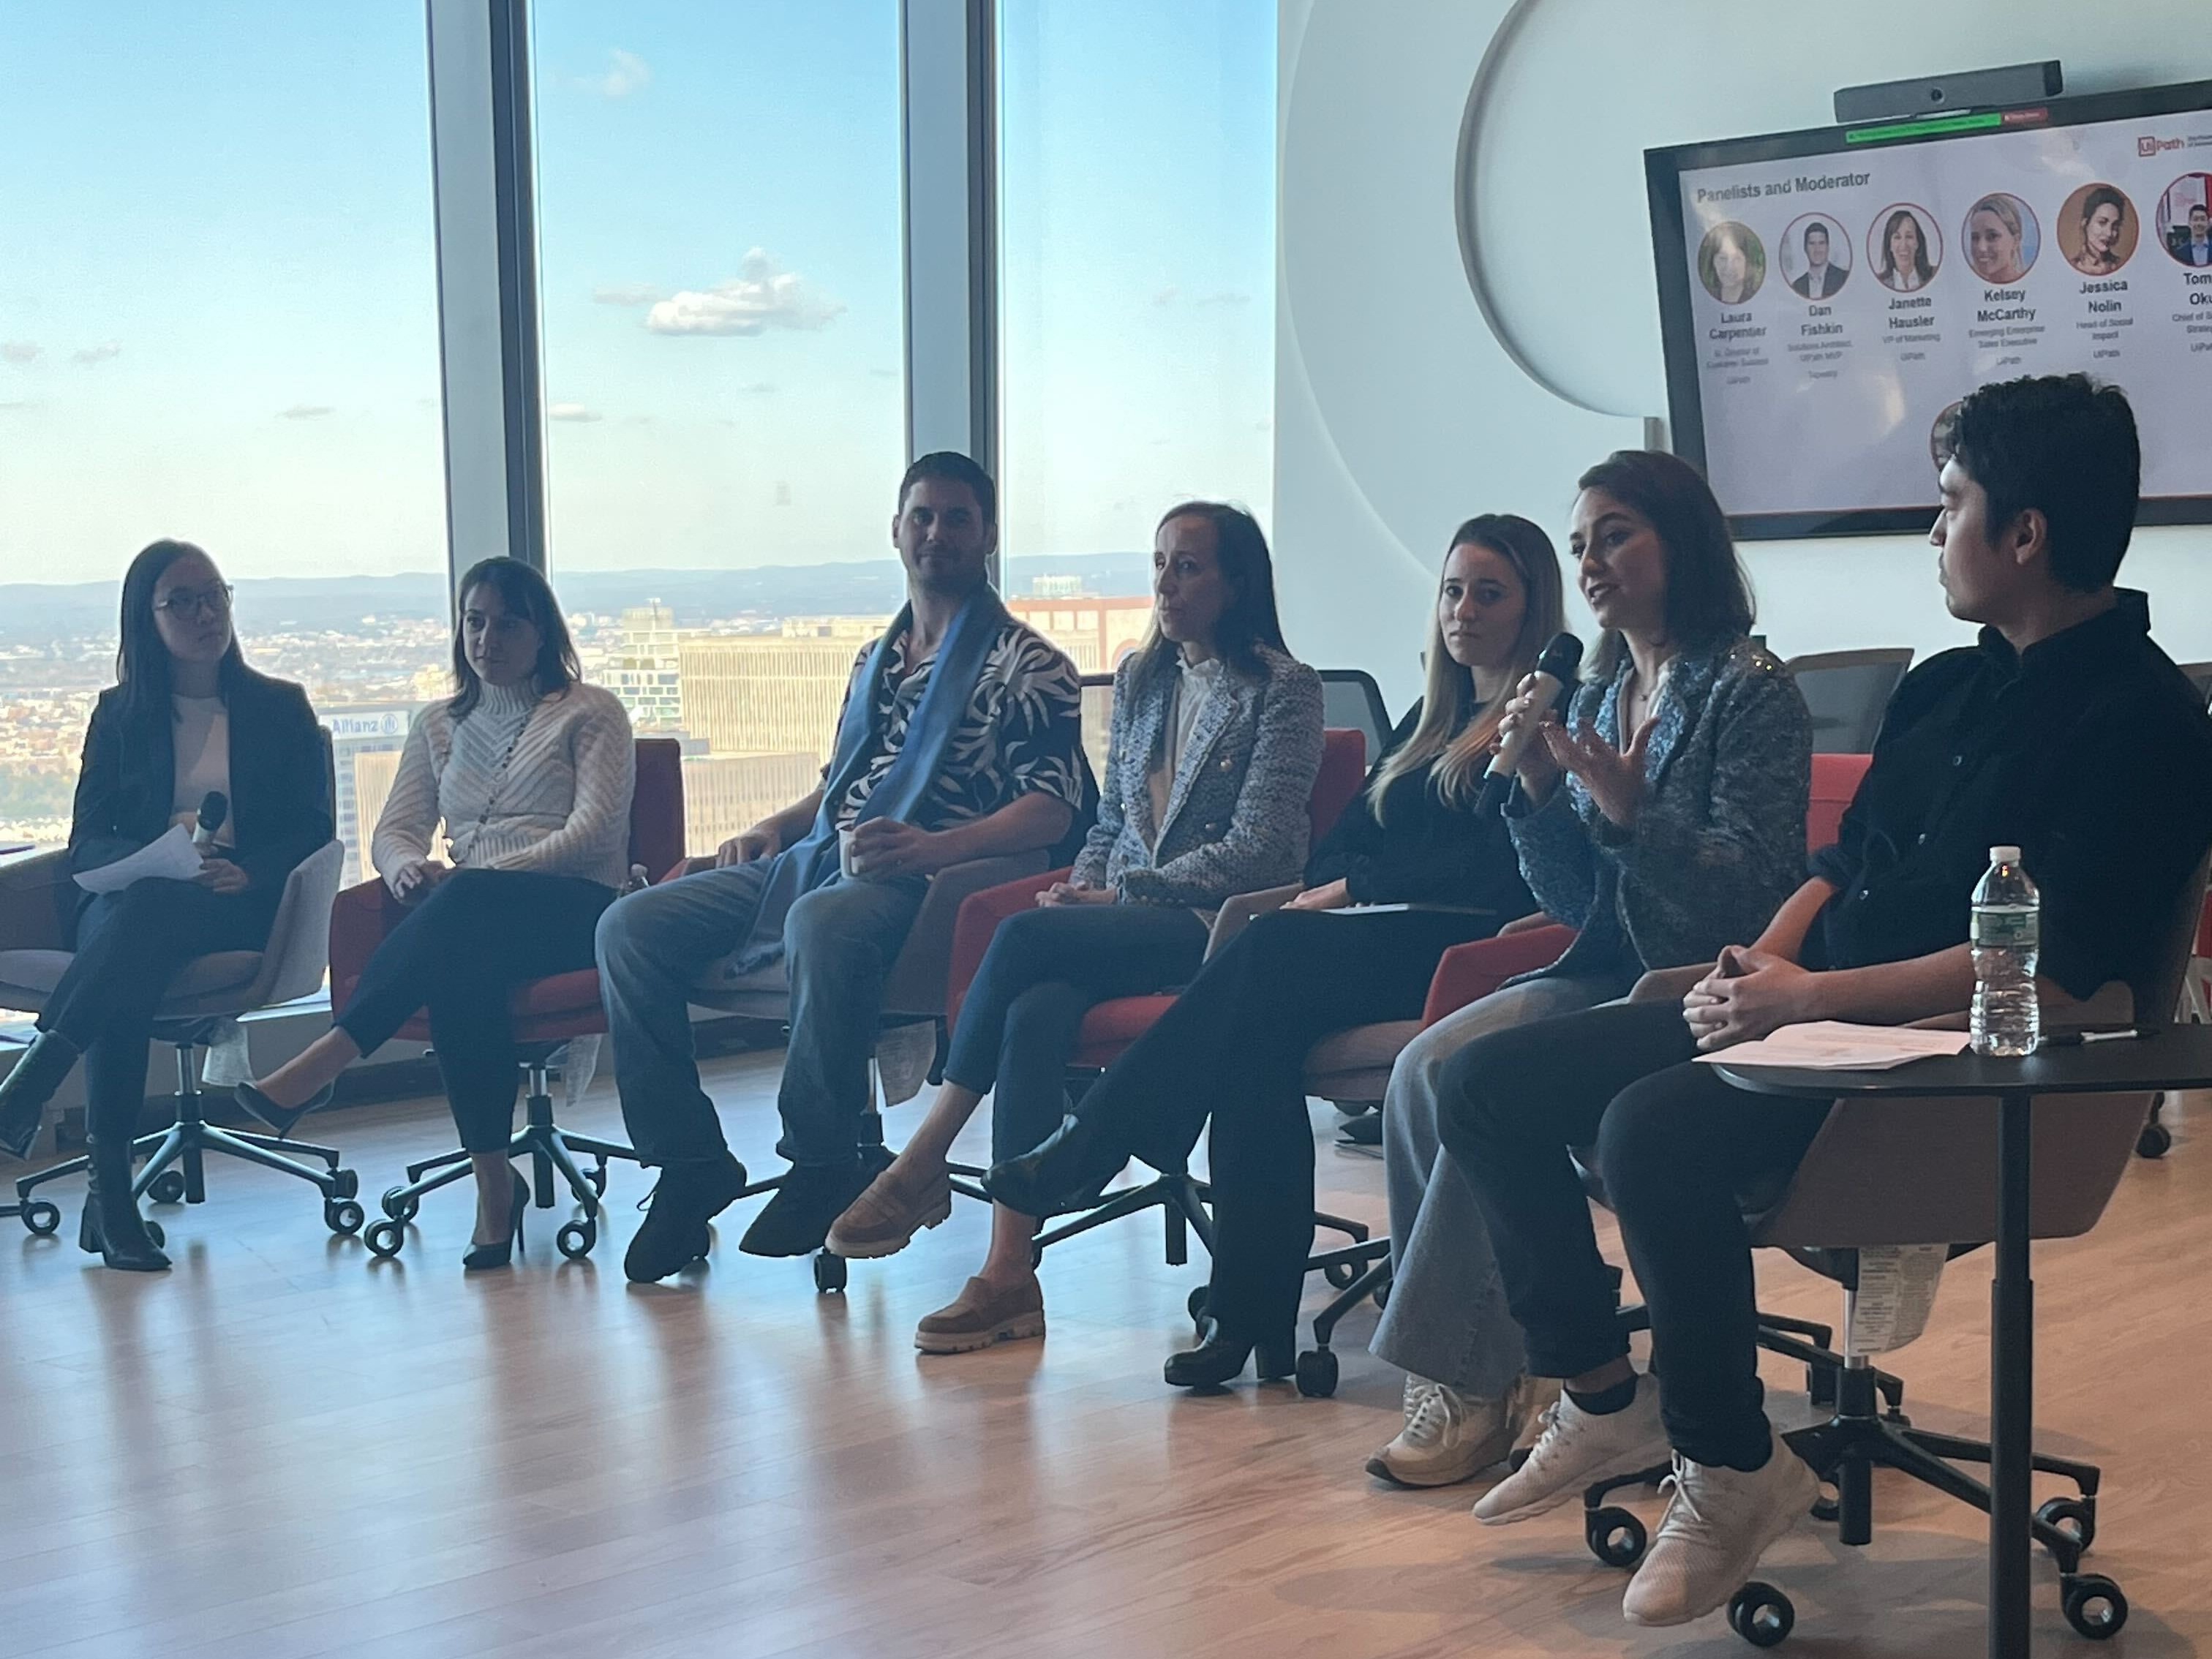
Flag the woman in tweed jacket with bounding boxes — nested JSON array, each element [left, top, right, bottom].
[[830, 502, 1323, 1355], [1359, 451, 1811, 1482]]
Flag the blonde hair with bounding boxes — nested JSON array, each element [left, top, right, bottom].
[[1367, 514, 1565, 823]]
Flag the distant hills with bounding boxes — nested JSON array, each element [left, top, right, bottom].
[[0, 552, 1153, 641]]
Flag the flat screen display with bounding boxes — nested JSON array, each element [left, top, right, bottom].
[[1647, 80, 2212, 538]]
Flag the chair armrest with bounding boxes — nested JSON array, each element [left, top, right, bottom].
[[1203, 884, 1302, 960], [328, 875, 408, 1015], [945, 866, 1073, 1033], [1421, 925, 1577, 1026], [1628, 963, 1712, 1006], [241, 840, 345, 1009], [883, 851, 1051, 1020], [0, 850, 72, 952], [1495, 911, 1556, 937]]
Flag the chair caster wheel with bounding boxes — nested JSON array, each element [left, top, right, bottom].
[[587, 1162, 609, 1197], [1811, 1483, 1840, 1524], [2038, 1495, 2096, 1551], [324, 1199, 364, 1235], [143, 1219, 165, 1249], [813, 1250, 847, 1293], [1186, 1286, 1210, 1326], [1728, 1581, 1794, 1647], [1323, 1260, 1358, 1290], [2136, 1121, 2171, 1158], [2061, 1573, 2127, 1638], [148, 1171, 187, 1205], [365, 1219, 406, 1259], [1294, 1347, 1338, 1398], [1586, 1505, 1647, 1568], [330, 1167, 359, 1200], [20, 1200, 61, 1236], [556, 1218, 596, 1260], [381, 1187, 420, 1222]]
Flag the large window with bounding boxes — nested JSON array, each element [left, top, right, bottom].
[[530, 2, 907, 851], [0, 4, 448, 885], [996, 0, 1276, 680]]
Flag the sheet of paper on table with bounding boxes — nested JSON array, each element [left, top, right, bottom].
[[1698, 1021, 1972, 1072], [72, 824, 205, 894]]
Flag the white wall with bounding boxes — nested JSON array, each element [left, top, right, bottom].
[[1277, 0, 2212, 710]]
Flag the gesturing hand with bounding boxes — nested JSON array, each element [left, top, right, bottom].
[[1682, 945, 1813, 1052], [1542, 716, 1655, 828], [1494, 672, 1564, 799], [1037, 881, 1116, 907], [390, 858, 451, 903]]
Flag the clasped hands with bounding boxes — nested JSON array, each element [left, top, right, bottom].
[[1497, 672, 1654, 827], [1682, 944, 1813, 1052], [714, 816, 951, 881]]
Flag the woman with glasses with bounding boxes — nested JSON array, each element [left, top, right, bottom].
[[0, 541, 333, 1271], [236, 557, 635, 1270]]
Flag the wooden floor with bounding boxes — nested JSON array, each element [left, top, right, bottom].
[[2, 1057, 2207, 1659]]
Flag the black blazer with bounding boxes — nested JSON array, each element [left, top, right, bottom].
[[68, 667, 334, 910]]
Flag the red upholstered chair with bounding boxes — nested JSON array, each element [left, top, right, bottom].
[[334, 737, 686, 1263], [944, 729, 1369, 1265]]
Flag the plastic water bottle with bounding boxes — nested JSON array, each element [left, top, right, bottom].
[[1971, 846, 2040, 1057]]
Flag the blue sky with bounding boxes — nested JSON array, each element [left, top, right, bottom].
[[0, 1, 1274, 591]]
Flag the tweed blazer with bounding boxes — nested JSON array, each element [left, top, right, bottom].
[[1072, 643, 1324, 908], [1506, 636, 1810, 985]]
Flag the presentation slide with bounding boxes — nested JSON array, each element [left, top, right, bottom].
[[1654, 87, 2212, 533]]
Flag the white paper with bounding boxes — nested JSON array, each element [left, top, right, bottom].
[[1698, 1020, 1970, 1072], [72, 824, 206, 894], [1848, 1244, 1949, 1354]]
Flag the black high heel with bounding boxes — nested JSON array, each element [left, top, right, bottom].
[[232, 1078, 335, 1140], [1163, 1316, 1295, 1389], [463, 1170, 530, 1271]]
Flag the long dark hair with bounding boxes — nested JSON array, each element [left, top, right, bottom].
[[449, 557, 580, 718], [1132, 501, 1289, 684], [1877, 208, 1935, 286], [114, 538, 249, 733], [1575, 451, 1756, 680]]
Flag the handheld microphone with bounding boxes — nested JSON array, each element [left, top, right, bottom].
[[1475, 634, 1584, 813], [192, 791, 230, 851]]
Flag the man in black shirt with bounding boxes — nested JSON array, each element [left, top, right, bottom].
[[1427, 375, 2212, 1630]]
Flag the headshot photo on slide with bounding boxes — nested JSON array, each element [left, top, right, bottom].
[[1697, 219, 1766, 305], [1965, 192, 2039, 284], [1869, 203, 1941, 293], [2154, 172, 2212, 268], [1929, 398, 1965, 476], [1779, 212, 1851, 300], [2058, 182, 2139, 276]]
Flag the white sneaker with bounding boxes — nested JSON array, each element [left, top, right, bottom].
[[1621, 1434, 1819, 1628], [1471, 1373, 1669, 1524], [1369, 1373, 1562, 1488]]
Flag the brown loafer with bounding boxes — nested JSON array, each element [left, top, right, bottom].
[[826, 1158, 953, 1259], [915, 1275, 1046, 1354]]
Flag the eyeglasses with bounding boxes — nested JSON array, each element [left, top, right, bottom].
[[154, 584, 235, 619]]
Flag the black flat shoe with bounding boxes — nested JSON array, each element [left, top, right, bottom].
[[232, 1079, 335, 1140], [984, 1112, 1128, 1219], [624, 1151, 750, 1284], [1163, 1317, 1295, 1390], [0, 1029, 82, 1159], [463, 1170, 530, 1271], [737, 1148, 890, 1259]]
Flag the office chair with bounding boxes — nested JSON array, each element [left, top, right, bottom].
[[944, 729, 1372, 1275], [337, 737, 685, 1262], [4, 839, 357, 1241], [2138, 673, 2212, 1159], [1571, 846, 2212, 1647], [1783, 650, 1913, 755], [1316, 669, 1396, 766]]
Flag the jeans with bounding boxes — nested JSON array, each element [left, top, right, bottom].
[[595, 862, 926, 1170], [942, 902, 1208, 1168], [44, 879, 279, 1143], [1437, 998, 1832, 1469], [335, 870, 614, 1152], [1368, 971, 1631, 1396]]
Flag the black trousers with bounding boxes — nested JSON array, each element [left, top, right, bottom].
[[44, 879, 281, 1143], [1067, 906, 1499, 1340], [944, 903, 1211, 1168], [336, 870, 614, 1152], [1435, 999, 1832, 1470]]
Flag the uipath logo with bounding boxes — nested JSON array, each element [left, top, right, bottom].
[[2140, 135, 2183, 157]]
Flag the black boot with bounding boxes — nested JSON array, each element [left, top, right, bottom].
[[984, 1112, 1129, 1219], [1163, 1314, 1294, 1390], [78, 1131, 170, 1272], [0, 1028, 82, 1159]]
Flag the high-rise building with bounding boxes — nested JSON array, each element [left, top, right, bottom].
[[678, 618, 888, 761], [320, 704, 420, 886], [1008, 592, 1151, 675], [609, 600, 683, 731], [681, 751, 824, 853]]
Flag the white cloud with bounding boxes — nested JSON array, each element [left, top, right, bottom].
[[69, 341, 121, 366], [1151, 286, 1181, 307], [590, 48, 651, 99], [1197, 290, 1253, 307], [735, 380, 776, 396], [0, 399, 39, 411], [549, 402, 603, 422], [1, 340, 40, 365], [592, 282, 664, 306], [644, 249, 845, 336], [279, 404, 334, 420]]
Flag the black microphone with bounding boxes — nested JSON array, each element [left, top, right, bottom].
[[1475, 633, 1584, 813], [192, 791, 230, 851]]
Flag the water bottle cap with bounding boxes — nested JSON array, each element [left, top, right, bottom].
[[1990, 845, 2022, 865]]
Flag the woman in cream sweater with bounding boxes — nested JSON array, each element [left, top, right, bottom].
[[239, 557, 634, 1268]]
